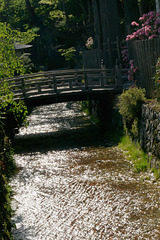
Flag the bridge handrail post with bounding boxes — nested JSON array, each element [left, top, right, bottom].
[[37, 83, 41, 93], [21, 79, 26, 99], [52, 75, 58, 93], [69, 78, 73, 89], [115, 59, 122, 89], [74, 73, 78, 86], [84, 73, 88, 90]]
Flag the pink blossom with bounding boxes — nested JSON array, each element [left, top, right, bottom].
[[131, 21, 139, 26], [148, 11, 155, 16], [126, 11, 160, 41], [139, 16, 145, 21], [126, 35, 131, 41], [149, 34, 158, 39], [155, 19, 160, 25]]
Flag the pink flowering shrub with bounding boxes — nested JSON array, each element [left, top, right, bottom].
[[126, 11, 160, 41], [86, 37, 94, 49], [128, 60, 138, 83], [121, 46, 138, 83], [121, 45, 129, 68]]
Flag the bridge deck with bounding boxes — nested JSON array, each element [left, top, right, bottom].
[[2, 68, 130, 106]]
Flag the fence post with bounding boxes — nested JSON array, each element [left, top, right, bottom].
[[116, 36, 121, 60], [100, 59, 106, 86], [115, 59, 122, 89], [107, 38, 112, 68]]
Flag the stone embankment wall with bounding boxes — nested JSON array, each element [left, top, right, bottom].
[[140, 102, 160, 168]]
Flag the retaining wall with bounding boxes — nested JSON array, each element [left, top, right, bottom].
[[140, 102, 160, 168]]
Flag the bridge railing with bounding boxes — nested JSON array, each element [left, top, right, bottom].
[[2, 68, 120, 100]]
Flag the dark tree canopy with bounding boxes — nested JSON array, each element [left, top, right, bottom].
[[0, 0, 157, 70]]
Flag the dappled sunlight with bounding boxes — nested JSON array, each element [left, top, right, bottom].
[[11, 102, 160, 240]]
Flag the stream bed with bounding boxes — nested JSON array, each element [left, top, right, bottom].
[[11, 102, 160, 240]]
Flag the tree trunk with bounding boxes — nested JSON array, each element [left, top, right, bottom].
[[92, 0, 102, 49], [99, 0, 121, 42], [92, 0, 121, 67], [123, 0, 139, 35], [25, 0, 39, 26]]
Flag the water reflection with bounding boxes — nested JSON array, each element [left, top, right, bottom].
[[11, 102, 160, 240]]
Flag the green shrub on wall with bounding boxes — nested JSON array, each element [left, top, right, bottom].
[[118, 87, 146, 138], [154, 58, 160, 101]]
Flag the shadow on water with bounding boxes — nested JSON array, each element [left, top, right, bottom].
[[13, 215, 31, 240], [13, 125, 110, 154]]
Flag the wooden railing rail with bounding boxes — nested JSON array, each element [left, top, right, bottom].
[[1, 67, 130, 103], [1, 68, 117, 100]]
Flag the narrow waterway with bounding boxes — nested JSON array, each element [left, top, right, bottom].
[[11, 102, 160, 240]]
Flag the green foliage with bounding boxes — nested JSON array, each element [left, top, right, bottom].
[[0, 0, 93, 69], [59, 47, 76, 67], [49, 9, 67, 28], [20, 53, 35, 74], [154, 57, 160, 101], [0, 174, 14, 240], [0, 23, 23, 78], [118, 87, 146, 138], [0, 81, 28, 138], [0, 117, 14, 239], [59, 47, 76, 61], [0, 22, 37, 78]]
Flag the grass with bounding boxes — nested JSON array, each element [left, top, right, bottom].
[[118, 134, 150, 173]]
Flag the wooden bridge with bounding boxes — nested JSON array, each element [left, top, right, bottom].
[[4, 67, 129, 106]]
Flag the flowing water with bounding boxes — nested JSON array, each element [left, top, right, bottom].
[[11, 102, 160, 240]]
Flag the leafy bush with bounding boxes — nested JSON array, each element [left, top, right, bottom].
[[59, 47, 76, 61], [0, 174, 13, 240], [0, 81, 28, 139], [0, 116, 14, 240], [0, 22, 37, 79], [154, 57, 160, 101], [118, 87, 146, 138], [59, 47, 76, 67], [20, 53, 35, 74]]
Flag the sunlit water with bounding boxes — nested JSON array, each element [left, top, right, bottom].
[[11, 102, 160, 240]]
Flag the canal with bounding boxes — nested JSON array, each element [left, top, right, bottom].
[[11, 102, 160, 239]]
